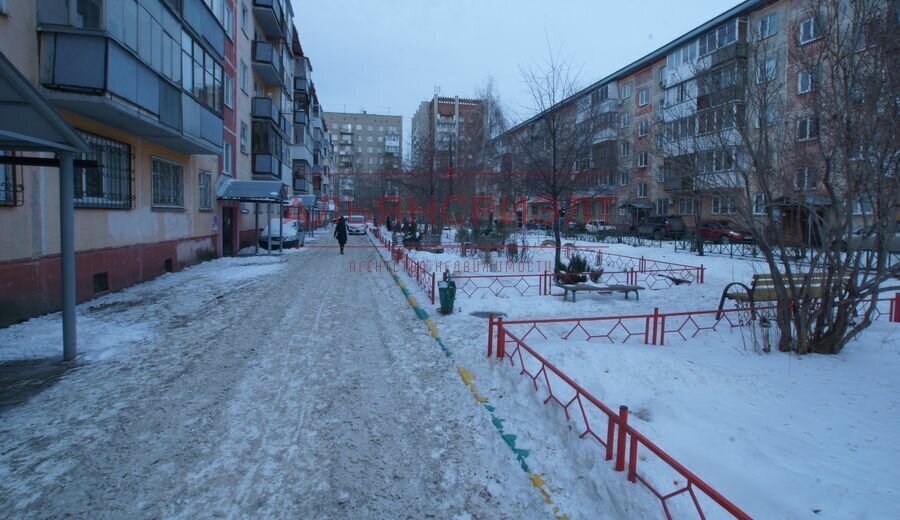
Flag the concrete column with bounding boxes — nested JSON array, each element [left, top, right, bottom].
[[58, 151, 77, 361]]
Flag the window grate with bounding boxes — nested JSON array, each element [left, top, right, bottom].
[[74, 130, 134, 209], [152, 157, 184, 208], [1, 151, 24, 207]]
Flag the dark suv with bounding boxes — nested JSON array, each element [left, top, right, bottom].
[[635, 216, 686, 239]]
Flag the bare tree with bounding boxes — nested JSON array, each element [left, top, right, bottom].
[[510, 45, 608, 271], [658, 0, 899, 354]]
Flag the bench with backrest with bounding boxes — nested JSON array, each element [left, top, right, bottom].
[[556, 281, 643, 301], [418, 234, 444, 253], [725, 272, 851, 303]]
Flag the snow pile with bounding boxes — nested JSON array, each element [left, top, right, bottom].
[[0, 254, 288, 362]]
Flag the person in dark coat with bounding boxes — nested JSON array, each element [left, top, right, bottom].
[[386, 216, 393, 232], [334, 216, 348, 254]]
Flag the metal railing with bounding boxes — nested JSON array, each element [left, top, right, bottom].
[[488, 318, 753, 519]]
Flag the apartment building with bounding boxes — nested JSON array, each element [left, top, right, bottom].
[[0, 0, 229, 326], [324, 111, 402, 202], [412, 95, 483, 173], [0, 0, 334, 327], [501, 0, 886, 235]]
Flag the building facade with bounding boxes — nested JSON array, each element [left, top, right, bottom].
[[500, 0, 886, 235], [412, 95, 483, 174], [0, 0, 333, 327], [324, 111, 402, 203]]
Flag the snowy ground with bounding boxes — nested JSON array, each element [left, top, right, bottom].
[[0, 235, 550, 518], [388, 229, 900, 519]]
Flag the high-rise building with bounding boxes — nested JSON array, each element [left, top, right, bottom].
[[323, 111, 402, 202], [411, 95, 482, 173]]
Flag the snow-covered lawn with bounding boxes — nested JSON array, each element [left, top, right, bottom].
[[385, 231, 900, 518]]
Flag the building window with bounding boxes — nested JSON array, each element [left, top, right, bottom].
[[796, 116, 817, 141], [621, 112, 631, 128], [757, 57, 777, 83], [74, 130, 134, 209], [240, 122, 249, 154], [224, 73, 233, 108], [795, 167, 816, 190], [621, 84, 632, 99], [711, 196, 736, 215], [222, 141, 232, 175], [241, 2, 248, 33], [798, 17, 818, 44], [758, 12, 778, 39], [224, 4, 233, 38], [356, 124, 362, 130], [0, 151, 23, 207], [182, 31, 223, 114], [638, 119, 649, 136], [618, 171, 629, 186], [679, 198, 695, 215], [637, 182, 648, 198], [656, 198, 667, 215], [618, 206, 628, 216], [798, 70, 814, 94], [199, 170, 212, 210], [638, 151, 649, 168], [638, 89, 649, 106], [152, 157, 183, 208], [620, 141, 631, 157], [753, 193, 766, 215], [240, 60, 248, 93]]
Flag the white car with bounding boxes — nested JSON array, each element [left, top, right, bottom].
[[259, 219, 304, 249], [347, 215, 367, 235], [586, 220, 617, 233]]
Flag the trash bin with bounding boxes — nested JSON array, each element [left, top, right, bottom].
[[438, 280, 456, 314]]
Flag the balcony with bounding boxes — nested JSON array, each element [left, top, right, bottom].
[[252, 41, 282, 86], [252, 0, 284, 40], [311, 165, 324, 175], [710, 42, 748, 68], [294, 111, 308, 125], [294, 76, 309, 102], [664, 175, 694, 192], [252, 154, 282, 180], [38, 32, 222, 154], [251, 97, 280, 124]]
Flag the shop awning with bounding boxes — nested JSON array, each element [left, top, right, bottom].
[[619, 200, 654, 209], [217, 179, 287, 203]]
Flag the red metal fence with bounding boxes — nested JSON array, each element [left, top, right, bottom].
[[488, 320, 752, 519], [372, 227, 436, 305], [493, 296, 894, 347]]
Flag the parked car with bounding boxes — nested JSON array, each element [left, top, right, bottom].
[[698, 220, 749, 243], [347, 215, 367, 235], [586, 220, 617, 233], [259, 219, 304, 249], [635, 216, 686, 239]]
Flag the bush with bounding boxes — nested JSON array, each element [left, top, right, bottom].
[[567, 254, 589, 283]]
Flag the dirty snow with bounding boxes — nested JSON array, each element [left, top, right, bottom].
[[0, 236, 549, 518]]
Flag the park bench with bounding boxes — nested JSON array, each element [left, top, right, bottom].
[[724, 272, 851, 303], [557, 282, 643, 302], [417, 234, 444, 253]]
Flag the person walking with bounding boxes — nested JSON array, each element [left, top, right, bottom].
[[334, 216, 348, 254]]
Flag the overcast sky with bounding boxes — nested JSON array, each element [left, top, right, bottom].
[[292, 0, 742, 143]]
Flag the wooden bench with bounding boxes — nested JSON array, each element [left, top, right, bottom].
[[418, 234, 444, 253], [725, 273, 851, 303], [557, 282, 644, 302]]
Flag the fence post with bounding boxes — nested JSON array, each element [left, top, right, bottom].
[[628, 435, 638, 483], [640, 256, 645, 273], [487, 314, 494, 357], [659, 316, 666, 345], [652, 307, 659, 345], [893, 293, 900, 322], [496, 317, 506, 359], [700, 264, 705, 284], [615, 405, 629, 472], [431, 276, 435, 305]]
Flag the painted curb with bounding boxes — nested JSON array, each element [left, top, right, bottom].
[[367, 232, 568, 519]]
